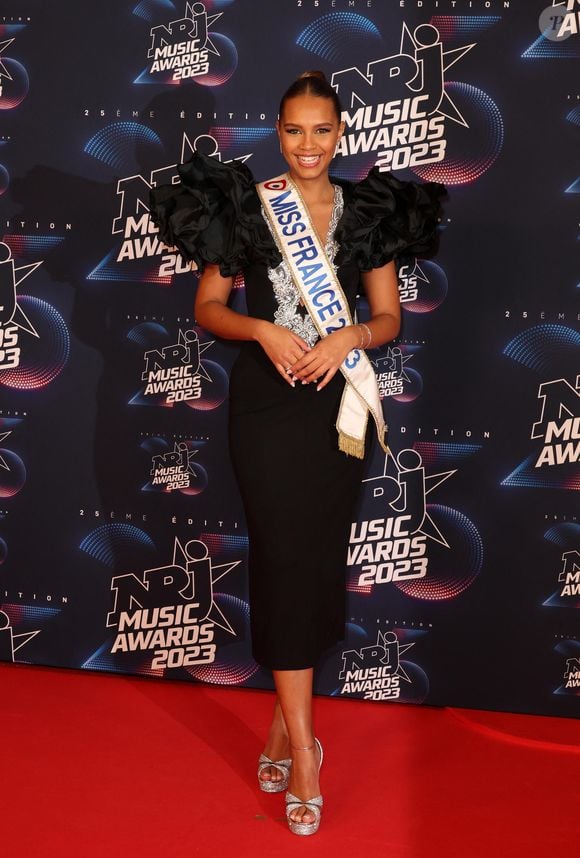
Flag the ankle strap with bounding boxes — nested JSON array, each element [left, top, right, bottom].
[[291, 742, 315, 751]]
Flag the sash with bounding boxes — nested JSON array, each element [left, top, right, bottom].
[[257, 174, 389, 460]]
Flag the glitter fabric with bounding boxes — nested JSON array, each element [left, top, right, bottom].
[[285, 738, 324, 836], [257, 753, 292, 793]]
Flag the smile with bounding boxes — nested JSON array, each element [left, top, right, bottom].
[[296, 155, 322, 167]]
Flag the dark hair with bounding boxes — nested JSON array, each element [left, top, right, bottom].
[[279, 71, 342, 122]]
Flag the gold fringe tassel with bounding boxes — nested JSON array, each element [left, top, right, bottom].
[[338, 432, 365, 459], [338, 429, 390, 459]]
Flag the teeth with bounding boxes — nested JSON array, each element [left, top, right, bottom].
[[297, 155, 320, 165]]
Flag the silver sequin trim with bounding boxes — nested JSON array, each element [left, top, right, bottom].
[[265, 184, 344, 348]]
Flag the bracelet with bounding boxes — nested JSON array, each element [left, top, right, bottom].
[[359, 323, 372, 349]]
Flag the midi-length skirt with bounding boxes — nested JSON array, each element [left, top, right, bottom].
[[229, 343, 365, 670]]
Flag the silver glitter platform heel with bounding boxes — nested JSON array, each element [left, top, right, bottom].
[[285, 738, 324, 836], [257, 753, 292, 793]]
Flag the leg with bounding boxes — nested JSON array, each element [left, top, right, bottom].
[[273, 667, 322, 826], [258, 697, 291, 787]]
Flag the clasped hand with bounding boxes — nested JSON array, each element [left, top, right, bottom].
[[291, 327, 357, 389], [258, 321, 357, 390]]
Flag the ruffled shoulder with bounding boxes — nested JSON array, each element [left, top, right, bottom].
[[149, 152, 281, 277], [334, 168, 446, 271]]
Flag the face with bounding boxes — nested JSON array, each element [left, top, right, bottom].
[[277, 94, 344, 182]]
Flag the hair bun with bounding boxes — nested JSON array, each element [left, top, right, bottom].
[[279, 71, 342, 121], [298, 70, 327, 83]]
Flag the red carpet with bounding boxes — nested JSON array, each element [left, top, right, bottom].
[[1, 662, 578, 857]]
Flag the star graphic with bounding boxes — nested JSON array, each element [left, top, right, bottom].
[[376, 630, 415, 683], [398, 355, 414, 386], [0, 39, 14, 81], [178, 329, 214, 382], [364, 448, 456, 549], [0, 242, 40, 337], [400, 23, 475, 128], [174, 441, 198, 476], [410, 260, 430, 287], [11, 629, 41, 654], [0, 430, 11, 470], [172, 538, 240, 635], [184, 2, 223, 57], [414, 467, 455, 549], [0, 610, 41, 659]]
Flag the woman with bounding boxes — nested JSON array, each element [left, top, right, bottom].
[[150, 71, 444, 836]]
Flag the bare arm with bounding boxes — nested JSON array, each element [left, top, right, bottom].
[[194, 263, 311, 387], [195, 263, 261, 342], [292, 260, 401, 388], [359, 259, 401, 347]]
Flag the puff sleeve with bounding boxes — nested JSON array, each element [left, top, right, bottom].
[[149, 152, 281, 277], [335, 167, 446, 271]]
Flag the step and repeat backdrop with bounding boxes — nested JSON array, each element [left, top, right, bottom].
[[0, 0, 578, 717]]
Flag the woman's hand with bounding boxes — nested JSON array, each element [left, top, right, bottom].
[[291, 326, 359, 390], [255, 321, 312, 386], [288, 260, 401, 390], [195, 268, 310, 388]]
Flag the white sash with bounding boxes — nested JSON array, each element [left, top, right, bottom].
[[257, 174, 389, 460]]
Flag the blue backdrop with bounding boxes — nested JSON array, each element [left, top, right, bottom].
[[0, 0, 578, 717]]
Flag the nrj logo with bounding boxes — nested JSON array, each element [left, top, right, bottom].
[[332, 22, 474, 171], [531, 377, 579, 468], [140, 329, 212, 406], [106, 537, 240, 671], [0, 242, 40, 371], [558, 550, 580, 598], [338, 631, 414, 701], [349, 448, 455, 588], [563, 657, 580, 689], [372, 347, 412, 399], [150, 442, 198, 492], [147, 2, 223, 83]]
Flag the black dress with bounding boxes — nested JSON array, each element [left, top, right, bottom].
[[150, 154, 445, 670]]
